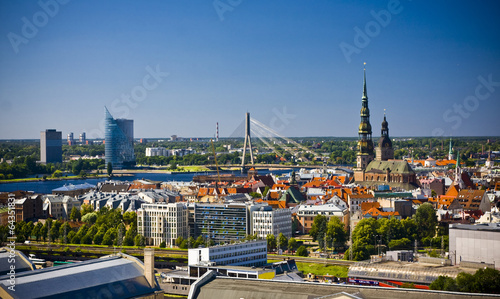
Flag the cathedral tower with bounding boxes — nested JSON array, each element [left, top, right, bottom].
[[376, 111, 394, 161], [356, 63, 374, 169]]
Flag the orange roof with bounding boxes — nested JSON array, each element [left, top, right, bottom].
[[445, 184, 459, 197], [360, 201, 380, 212], [363, 207, 400, 218]]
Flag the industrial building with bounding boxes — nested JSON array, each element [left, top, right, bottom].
[[449, 223, 500, 269]]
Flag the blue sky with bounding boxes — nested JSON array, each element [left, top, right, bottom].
[[1, 0, 499, 139]]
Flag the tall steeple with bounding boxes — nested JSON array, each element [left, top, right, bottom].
[[356, 63, 374, 169], [448, 138, 454, 160], [376, 109, 393, 161]]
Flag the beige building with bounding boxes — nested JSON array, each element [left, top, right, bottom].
[[42, 195, 81, 219], [137, 203, 188, 247]]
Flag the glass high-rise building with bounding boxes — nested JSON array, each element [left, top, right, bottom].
[[40, 129, 62, 164], [104, 107, 135, 169]]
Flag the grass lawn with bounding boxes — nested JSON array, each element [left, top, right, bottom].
[[268, 259, 349, 277], [175, 166, 211, 172]]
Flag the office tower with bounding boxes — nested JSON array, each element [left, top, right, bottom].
[[40, 129, 62, 163], [104, 107, 135, 169]]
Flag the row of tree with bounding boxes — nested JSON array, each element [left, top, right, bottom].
[[0, 207, 143, 247], [430, 268, 500, 294]]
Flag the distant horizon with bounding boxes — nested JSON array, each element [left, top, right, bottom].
[[1, 135, 499, 142]]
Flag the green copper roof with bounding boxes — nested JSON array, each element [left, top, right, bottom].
[[365, 160, 415, 174]]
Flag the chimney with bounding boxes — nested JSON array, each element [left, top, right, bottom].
[[144, 248, 156, 288]]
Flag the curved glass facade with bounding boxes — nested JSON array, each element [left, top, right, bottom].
[[105, 107, 135, 169]]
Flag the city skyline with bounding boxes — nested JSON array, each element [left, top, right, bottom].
[[1, 1, 499, 139]]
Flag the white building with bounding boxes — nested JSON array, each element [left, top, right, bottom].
[[188, 240, 267, 267], [252, 207, 292, 239], [449, 223, 500, 269], [137, 203, 188, 247], [145, 147, 171, 157], [42, 195, 81, 219]]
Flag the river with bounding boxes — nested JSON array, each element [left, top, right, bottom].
[[0, 169, 291, 194]]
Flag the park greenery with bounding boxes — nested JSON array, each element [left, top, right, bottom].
[[341, 203, 442, 261], [0, 206, 144, 247], [430, 268, 500, 294]]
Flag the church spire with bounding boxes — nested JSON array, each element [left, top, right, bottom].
[[362, 62, 368, 100], [356, 62, 374, 169]]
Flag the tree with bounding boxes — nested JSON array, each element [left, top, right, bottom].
[[102, 228, 117, 246], [415, 203, 437, 240], [69, 207, 81, 222], [179, 240, 188, 249], [176, 236, 185, 247], [309, 214, 327, 249], [81, 234, 93, 244], [160, 241, 166, 248], [326, 217, 347, 252], [80, 204, 93, 217], [266, 234, 277, 251], [473, 268, 500, 294], [82, 212, 98, 225], [93, 232, 104, 245], [388, 238, 412, 250], [278, 233, 288, 251], [430, 275, 458, 291], [59, 222, 72, 244], [296, 245, 308, 257], [288, 238, 298, 251], [134, 235, 145, 247], [107, 162, 113, 176], [32, 222, 43, 241], [123, 211, 137, 225]]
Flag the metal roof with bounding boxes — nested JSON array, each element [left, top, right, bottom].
[[0, 254, 159, 299]]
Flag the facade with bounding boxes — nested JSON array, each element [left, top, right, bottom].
[[296, 203, 348, 234], [449, 223, 500, 269], [146, 147, 170, 157], [420, 178, 445, 196], [187, 240, 267, 267], [40, 129, 62, 164], [354, 160, 418, 190], [42, 195, 81, 219], [356, 66, 374, 169], [193, 203, 249, 243], [137, 203, 188, 247], [14, 195, 44, 222], [105, 107, 135, 169], [252, 207, 292, 239]]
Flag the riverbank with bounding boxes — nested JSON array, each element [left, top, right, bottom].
[[0, 173, 136, 184]]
